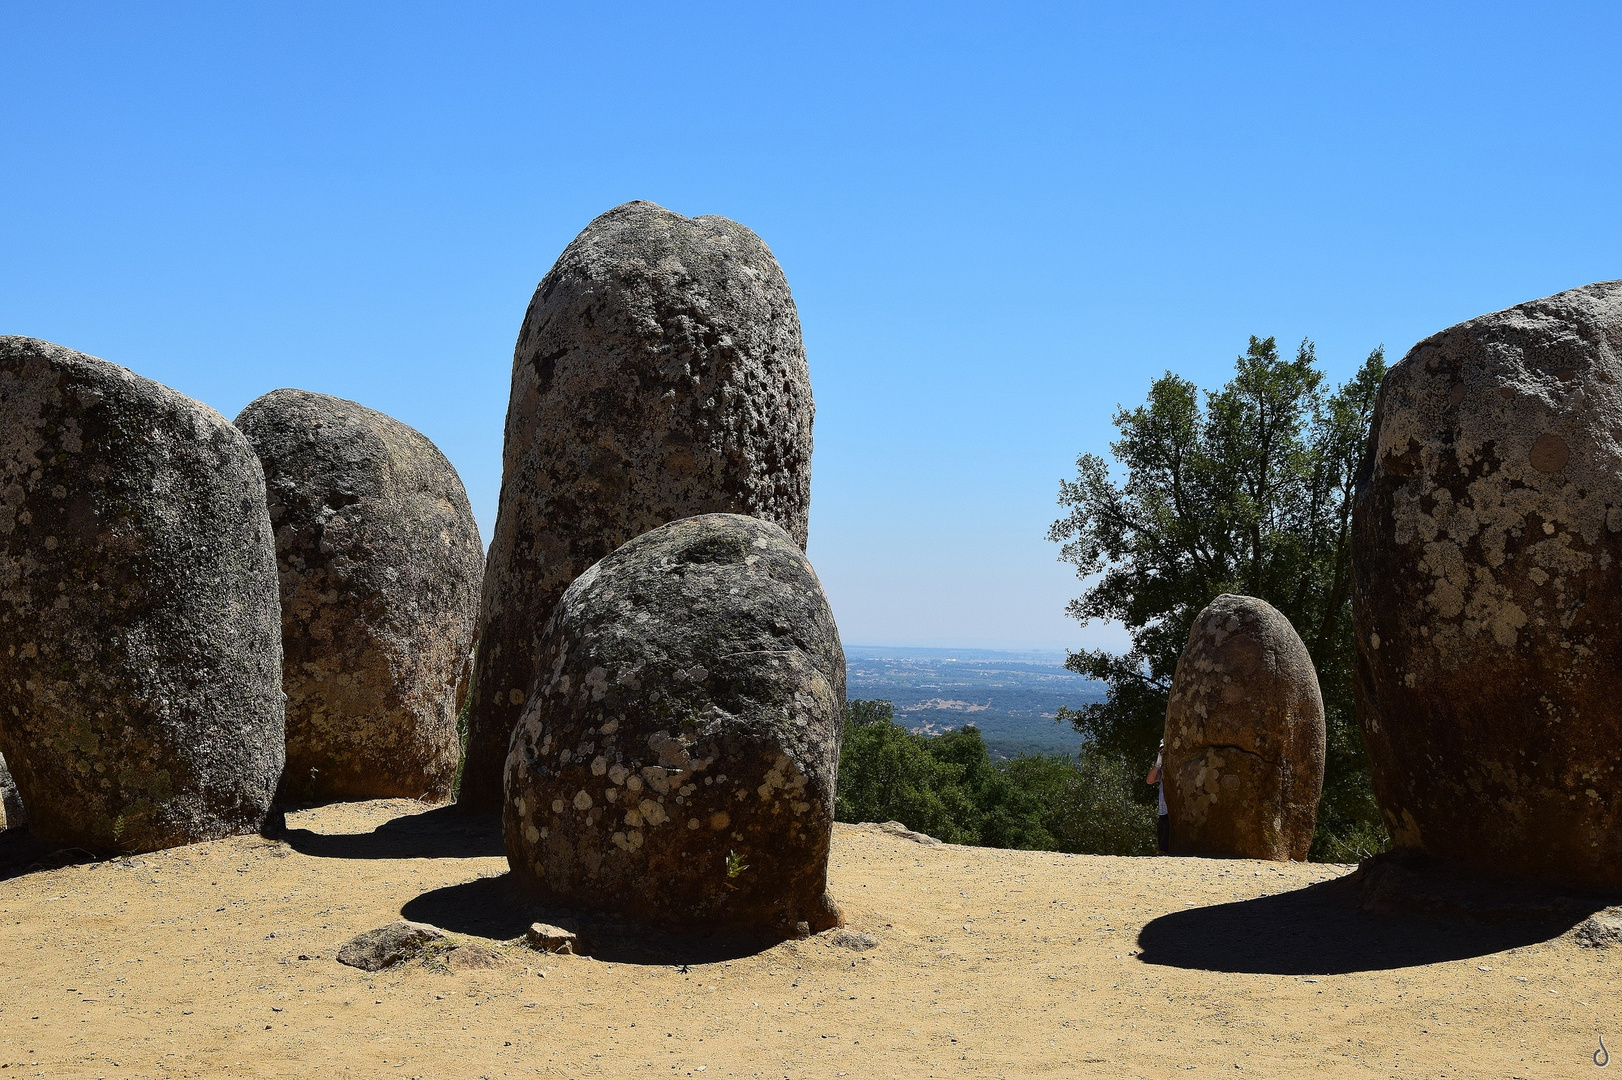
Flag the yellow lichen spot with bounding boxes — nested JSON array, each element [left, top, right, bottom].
[[640, 799, 668, 826], [591, 755, 608, 776], [573, 790, 592, 811], [525, 823, 540, 844], [551, 798, 565, 814], [687, 818, 700, 830], [709, 811, 730, 830], [509, 688, 525, 705]]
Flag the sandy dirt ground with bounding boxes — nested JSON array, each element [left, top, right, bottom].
[[0, 799, 1615, 1079]]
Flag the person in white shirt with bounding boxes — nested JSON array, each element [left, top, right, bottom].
[[1146, 741, 1168, 854]]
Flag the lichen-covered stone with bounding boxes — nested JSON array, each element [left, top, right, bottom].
[[336, 920, 445, 971], [235, 389, 483, 803], [1162, 594, 1324, 861], [503, 513, 843, 935], [1352, 281, 1622, 889], [0, 336, 283, 853], [462, 201, 814, 811], [0, 752, 24, 830]]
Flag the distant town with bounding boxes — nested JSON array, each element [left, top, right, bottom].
[[845, 644, 1105, 759]]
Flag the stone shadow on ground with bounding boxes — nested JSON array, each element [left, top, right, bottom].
[[402, 873, 784, 966], [275, 804, 505, 861], [1136, 872, 1606, 975], [0, 826, 98, 881]]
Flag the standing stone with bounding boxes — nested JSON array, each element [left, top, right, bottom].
[[462, 201, 814, 811], [0, 337, 284, 853], [0, 752, 24, 830], [236, 390, 483, 803], [1353, 281, 1622, 889], [1162, 594, 1325, 861], [504, 513, 844, 935]]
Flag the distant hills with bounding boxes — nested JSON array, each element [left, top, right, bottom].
[[844, 644, 1106, 759]]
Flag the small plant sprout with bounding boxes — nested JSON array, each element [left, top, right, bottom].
[[726, 850, 749, 879]]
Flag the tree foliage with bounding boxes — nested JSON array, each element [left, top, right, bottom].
[[1048, 337, 1388, 860], [835, 700, 1154, 855]]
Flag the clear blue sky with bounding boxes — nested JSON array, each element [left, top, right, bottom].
[[4, 2, 1618, 651]]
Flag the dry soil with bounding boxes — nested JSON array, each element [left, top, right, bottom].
[[1, 799, 1615, 1078]]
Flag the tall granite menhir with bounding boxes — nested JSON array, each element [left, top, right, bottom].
[[236, 390, 484, 803], [0, 337, 284, 852], [462, 201, 814, 810], [504, 514, 844, 934], [1353, 281, 1622, 889], [1162, 594, 1325, 861]]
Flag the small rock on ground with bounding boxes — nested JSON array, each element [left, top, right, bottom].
[[445, 945, 513, 971], [1574, 910, 1622, 948], [336, 921, 446, 971], [826, 929, 879, 951], [524, 922, 579, 954], [877, 821, 942, 846]]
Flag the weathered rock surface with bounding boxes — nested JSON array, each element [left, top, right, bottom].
[[463, 201, 814, 811], [0, 336, 284, 853], [1162, 594, 1325, 861], [1352, 281, 1622, 889], [235, 389, 483, 803], [503, 513, 843, 935], [0, 752, 24, 830], [1575, 909, 1622, 948], [523, 921, 579, 954], [336, 920, 445, 971], [876, 820, 943, 846]]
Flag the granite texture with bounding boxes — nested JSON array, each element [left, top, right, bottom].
[[236, 390, 483, 803], [503, 514, 844, 935], [1162, 594, 1325, 860], [462, 201, 814, 810], [1352, 281, 1622, 888], [0, 336, 283, 853]]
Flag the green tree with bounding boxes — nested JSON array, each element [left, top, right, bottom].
[[835, 700, 1154, 855], [835, 699, 981, 844], [1048, 337, 1387, 860]]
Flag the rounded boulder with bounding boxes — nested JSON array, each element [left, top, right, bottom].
[[236, 389, 483, 803], [1163, 594, 1325, 861], [0, 337, 284, 852], [463, 201, 814, 810], [503, 513, 844, 935], [1352, 280, 1622, 888]]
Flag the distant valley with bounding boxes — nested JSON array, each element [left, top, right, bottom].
[[844, 645, 1105, 758]]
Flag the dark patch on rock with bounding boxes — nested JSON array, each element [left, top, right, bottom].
[[336, 920, 446, 971], [1352, 281, 1622, 889], [503, 513, 843, 935], [0, 336, 284, 853], [1162, 594, 1324, 860], [235, 389, 483, 803], [462, 201, 814, 811], [0, 752, 24, 830]]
